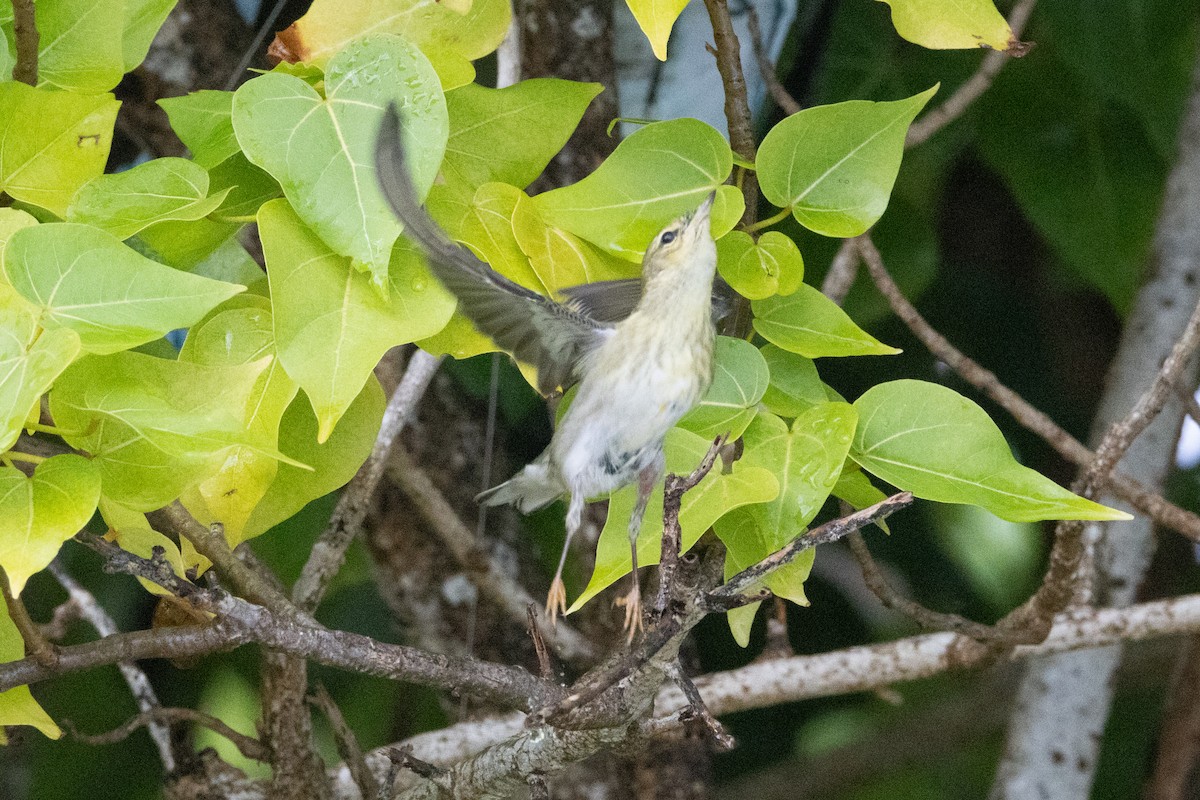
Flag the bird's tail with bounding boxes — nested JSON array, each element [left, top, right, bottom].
[[476, 461, 563, 514]]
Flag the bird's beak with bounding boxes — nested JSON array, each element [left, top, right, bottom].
[[699, 191, 716, 216]]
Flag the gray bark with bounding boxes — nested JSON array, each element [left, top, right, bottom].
[[989, 46, 1200, 800]]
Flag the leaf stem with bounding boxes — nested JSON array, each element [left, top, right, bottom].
[[24, 422, 73, 438], [744, 206, 792, 234], [4, 451, 46, 465]]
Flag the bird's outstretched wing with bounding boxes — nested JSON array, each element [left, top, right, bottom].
[[560, 277, 736, 325], [375, 104, 612, 396]]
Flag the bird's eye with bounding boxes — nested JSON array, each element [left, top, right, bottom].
[[660, 230, 677, 245]]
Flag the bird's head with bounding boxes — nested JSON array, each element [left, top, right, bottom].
[[641, 192, 716, 281]]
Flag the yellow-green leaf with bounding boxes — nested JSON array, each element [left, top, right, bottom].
[[260, 199, 453, 441], [877, 0, 1013, 52], [753, 284, 900, 358], [851, 380, 1133, 522], [0, 599, 61, 740], [626, 0, 690, 61], [0, 454, 100, 595]]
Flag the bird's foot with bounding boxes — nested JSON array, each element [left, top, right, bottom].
[[615, 580, 644, 644], [545, 577, 568, 625]]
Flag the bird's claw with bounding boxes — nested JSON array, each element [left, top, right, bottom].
[[615, 581, 644, 644], [545, 577, 568, 626]]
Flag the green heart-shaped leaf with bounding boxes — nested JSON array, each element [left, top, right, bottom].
[[68, 157, 232, 239], [158, 90, 240, 169], [512, 192, 638, 294], [757, 87, 937, 237], [0, 83, 119, 215], [533, 118, 739, 260], [233, 34, 448, 287], [759, 344, 829, 418], [0, 600, 61, 740], [178, 296, 300, 543], [5, 222, 244, 354], [444, 79, 603, 190], [851, 380, 1133, 522], [49, 352, 275, 510], [272, 0, 511, 87], [678, 336, 768, 441], [35, 0, 125, 92], [753, 284, 900, 358], [0, 454, 100, 594], [260, 199, 454, 441], [626, 0, 690, 60], [717, 230, 805, 300], [242, 376, 385, 541], [0, 290, 81, 453]]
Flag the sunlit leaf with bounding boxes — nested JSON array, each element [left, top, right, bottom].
[[0, 291, 80, 453], [178, 297, 299, 543], [569, 427, 779, 612], [0, 82, 118, 215], [512, 193, 638, 293], [877, 0, 1013, 52], [5, 223, 244, 354], [678, 337, 768, 441], [753, 284, 900, 358], [271, 0, 511, 88], [757, 87, 936, 237], [67, 157, 232, 239], [533, 119, 739, 260], [625, 0, 690, 60], [100, 498, 195, 596], [123, 0, 180, 71], [444, 79, 603, 190], [49, 352, 274, 510], [259, 199, 453, 441], [242, 377, 385, 541], [158, 90, 240, 169], [233, 34, 448, 287], [35, 0, 125, 92], [0, 455, 100, 595], [0, 600, 62, 740], [851, 380, 1133, 521], [716, 230, 804, 300]]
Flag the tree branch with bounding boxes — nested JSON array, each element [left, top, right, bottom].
[[387, 446, 597, 666], [10, 0, 38, 86], [856, 233, 1200, 542]]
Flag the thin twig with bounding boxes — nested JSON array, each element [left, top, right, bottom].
[[310, 684, 378, 800], [653, 435, 727, 620], [48, 561, 176, 772], [745, 5, 800, 115], [856, 233, 1200, 542], [65, 707, 268, 762], [702, 0, 758, 339], [846, 531, 1005, 641], [1004, 292, 1200, 638], [293, 349, 442, 612], [388, 446, 597, 665], [10, 0, 38, 86], [146, 508, 298, 616], [667, 661, 734, 751], [1, 567, 56, 666], [714, 493, 914, 602], [821, 240, 861, 305], [527, 604, 554, 681]]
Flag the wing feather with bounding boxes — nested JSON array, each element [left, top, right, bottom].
[[375, 104, 610, 395]]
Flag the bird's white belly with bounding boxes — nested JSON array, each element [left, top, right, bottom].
[[551, 337, 707, 498]]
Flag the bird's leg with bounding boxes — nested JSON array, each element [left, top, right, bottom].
[[547, 492, 584, 625], [617, 456, 663, 642]]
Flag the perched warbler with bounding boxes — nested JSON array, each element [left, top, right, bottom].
[[376, 105, 719, 636]]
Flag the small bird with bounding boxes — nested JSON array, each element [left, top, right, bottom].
[[376, 105, 719, 637]]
